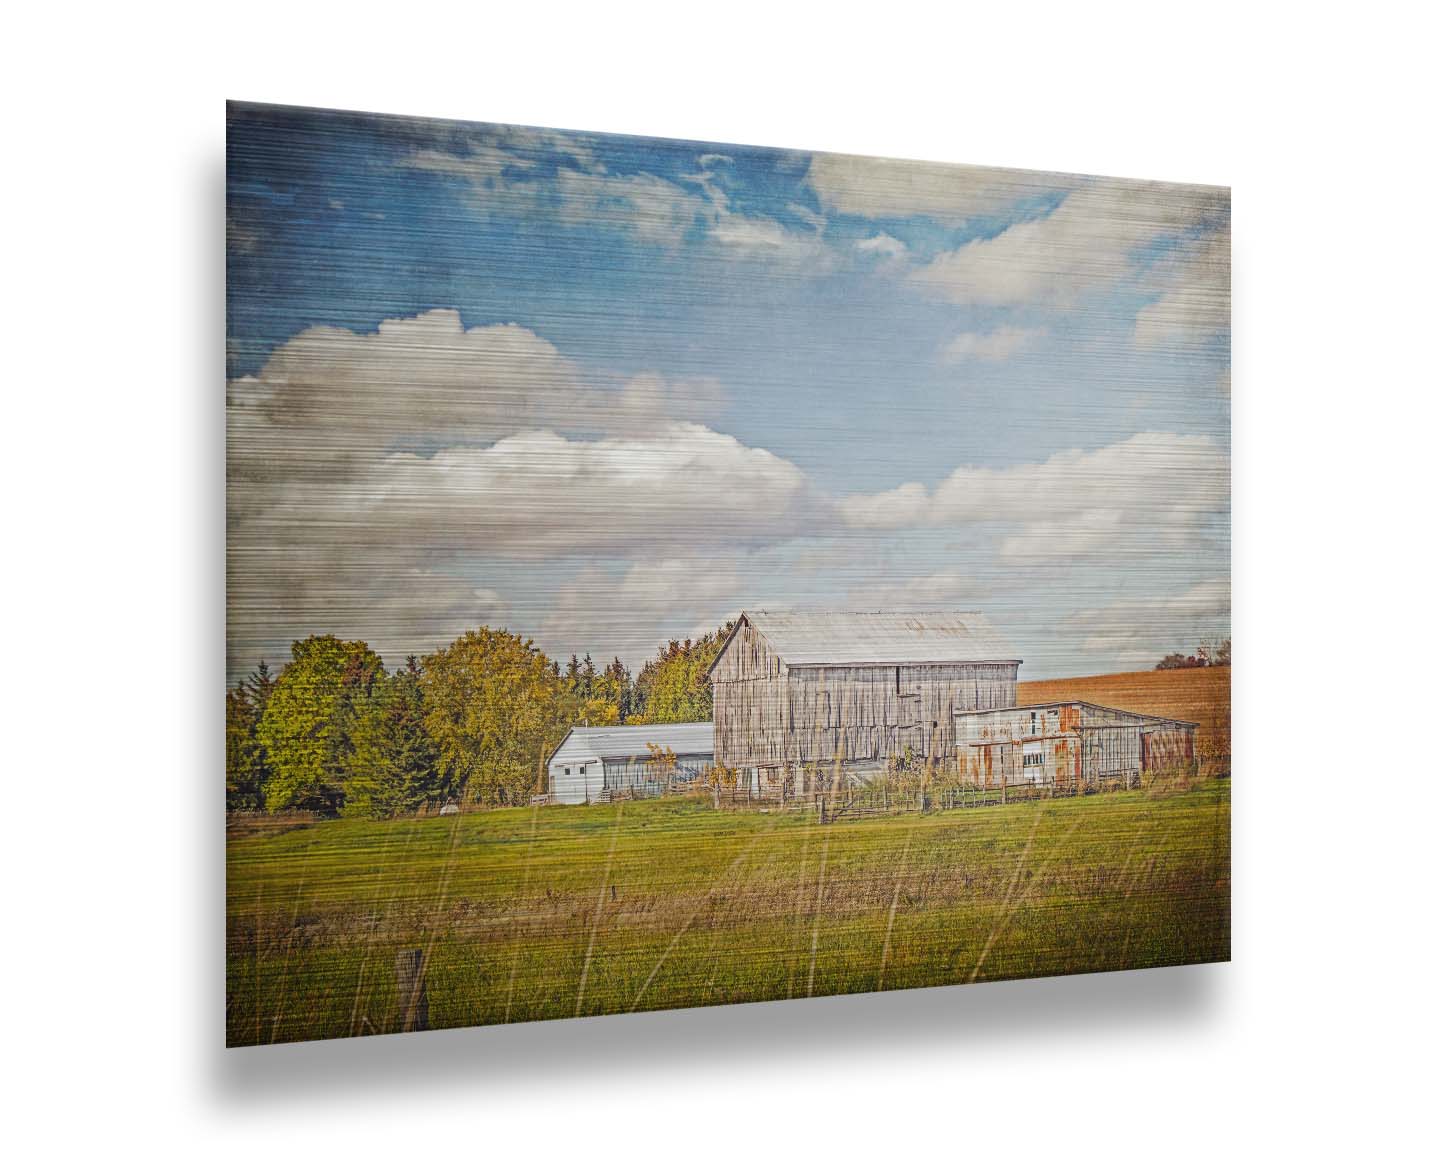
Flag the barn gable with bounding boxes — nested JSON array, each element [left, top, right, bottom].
[[710, 610, 1020, 675]]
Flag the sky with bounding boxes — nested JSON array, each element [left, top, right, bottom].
[[226, 102, 1230, 683]]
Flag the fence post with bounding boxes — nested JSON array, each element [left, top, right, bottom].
[[395, 948, 429, 1032], [818, 796, 827, 825]]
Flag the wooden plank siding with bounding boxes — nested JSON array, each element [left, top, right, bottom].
[[955, 700, 1197, 788], [711, 618, 1018, 795]]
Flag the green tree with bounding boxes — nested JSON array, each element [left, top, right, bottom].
[[225, 662, 274, 810], [346, 655, 440, 817], [420, 628, 571, 806], [630, 623, 733, 724], [257, 635, 383, 813]]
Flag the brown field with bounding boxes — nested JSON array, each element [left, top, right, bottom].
[[1019, 665, 1231, 770]]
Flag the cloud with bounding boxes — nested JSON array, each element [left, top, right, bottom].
[[553, 168, 702, 249], [227, 311, 810, 676], [227, 309, 723, 480], [841, 431, 1229, 565], [336, 423, 812, 561], [854, 232, 908, 260], [402, 136, 700, 248], [404, 132, 833, 263], [807, 152, 1077, 224], [1134, 225, 1231, 349], [538, 557, 744, 668], [1064, 578, 1231, 669], [843, 571, 991, 609], [941, 325, 1041, 363], [707, 210, 835, 268], [911, 180, 1229, 308]]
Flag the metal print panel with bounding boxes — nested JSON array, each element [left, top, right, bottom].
[[226, 102, 1230, 1046]]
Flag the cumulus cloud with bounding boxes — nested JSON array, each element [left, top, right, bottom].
[[941, 325, 1041, 363], [324, 424, 811, 560], [911, 180, 1229, 308], [841, 431, 1229, 565], [227, 311, 813, 677], [807, 152, 1077, 224]]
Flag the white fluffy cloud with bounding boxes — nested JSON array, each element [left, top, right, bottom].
[[227, 311, 812, 676], [842, 431, 1229, 565], [807, 152, 1077, 224], [941, 325, 1041, 363], [325, 423, 811, 560], [911, 180, 1228, 308]]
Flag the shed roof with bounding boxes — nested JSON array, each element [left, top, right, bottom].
[[714, 610, 1021, 670], [546, 722, 714, 768], [954, 700, 1198, 730]]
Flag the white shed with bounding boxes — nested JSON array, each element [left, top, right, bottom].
[[546, 722, 715, 804]]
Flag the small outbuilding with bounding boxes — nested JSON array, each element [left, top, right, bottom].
[[955, 701, 1196, 789], [546, 722, 715, 804]]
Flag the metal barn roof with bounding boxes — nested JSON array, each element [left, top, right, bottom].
[[731, 610, 1021, 668], [954, 700, 1198, 729], [547, 722, 714, 767]]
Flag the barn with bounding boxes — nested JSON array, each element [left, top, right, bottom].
[[708, 610, 1022, 798], [955, 701, 1197, 790], [546, 722, 714, 804]]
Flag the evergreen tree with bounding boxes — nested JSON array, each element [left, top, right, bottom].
[[347, 656, 440, 816]]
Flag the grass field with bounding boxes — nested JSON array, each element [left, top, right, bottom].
[[227, 778, 1230, 1045], [1020, 666, 1231, 757]]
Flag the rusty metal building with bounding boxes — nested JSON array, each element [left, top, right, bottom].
[[954, 701, 1196, 789], [709, 610, 1021, 798]]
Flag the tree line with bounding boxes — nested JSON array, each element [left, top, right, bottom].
[[1155, 638, 1231, 671], [226, 624, 732, 817]]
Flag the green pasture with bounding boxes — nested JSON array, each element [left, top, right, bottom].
[[227, 780, 1229, 1045]]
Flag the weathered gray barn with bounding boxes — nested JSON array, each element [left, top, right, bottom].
[[546, 722, 714, 804], [708, 610, 1021, 798], [955, 701, 1196, 789]]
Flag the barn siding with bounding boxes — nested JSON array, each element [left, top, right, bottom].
[[712, 620, 1019, 795], [955, 701, 1195, 787]]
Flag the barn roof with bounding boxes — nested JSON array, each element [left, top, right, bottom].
[[713, 610, 1021, 670], [954, 700, 1198, 729], [546, 722, 714, 768]]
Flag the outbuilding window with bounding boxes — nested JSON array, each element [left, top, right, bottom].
[[579, 765, 586, 775], [564, 767, 571, 776]]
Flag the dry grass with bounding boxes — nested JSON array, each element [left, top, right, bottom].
[[227, 780, 1230, 1045]]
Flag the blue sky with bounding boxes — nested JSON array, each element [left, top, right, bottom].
[[227, 102, 1230, 681]]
